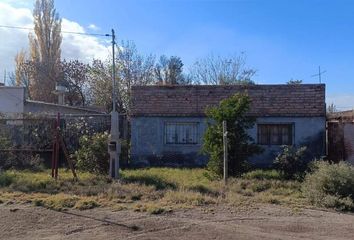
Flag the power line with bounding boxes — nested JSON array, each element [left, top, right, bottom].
[[0, 24, 110, 37]]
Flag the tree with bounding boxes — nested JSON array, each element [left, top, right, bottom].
[[202, 93, 262, 176], [28, 0, 62, 102], [14, 50, 32, 98], [287, 79, 303, 85], [88, 59, 116, 112], [154, 55, 190, 85], [117, 41, 156, 114], [60, 60, 90, 106], [89, 41, 157, 113], [327, 103, 337, 114], [190, 53, 256, 85]]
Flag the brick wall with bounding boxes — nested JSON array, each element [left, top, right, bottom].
[[131, 84, 325, 117]]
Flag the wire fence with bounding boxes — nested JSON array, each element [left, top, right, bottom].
[[0, 114, 128, 170]]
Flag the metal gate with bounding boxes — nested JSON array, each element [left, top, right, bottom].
[[327, 121, 354, 165]]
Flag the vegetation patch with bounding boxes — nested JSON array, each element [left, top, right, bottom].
[[75, 199, 100, 210], [302, 161, 354, 211]]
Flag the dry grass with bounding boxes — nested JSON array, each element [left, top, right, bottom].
[[0, 168, 306, 213]]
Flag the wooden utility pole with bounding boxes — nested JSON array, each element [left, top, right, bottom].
[[223, 120, 228, 184]]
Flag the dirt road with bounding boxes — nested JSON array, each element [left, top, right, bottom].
[[1, 203, 354, 240]]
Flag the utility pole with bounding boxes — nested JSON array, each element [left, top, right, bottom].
[[108, 29, 121, 179], [311, 66, 326, 83], [223, 120, 228, 184]]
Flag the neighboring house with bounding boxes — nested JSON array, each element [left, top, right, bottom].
[[327, 110, 354, 165], [0, 86, 103, 116], [130, 84, 326, 167]]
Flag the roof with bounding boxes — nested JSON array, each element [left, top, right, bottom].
[[131, 84, 326, 117], [327, 110, 354, 121], [25, 100, 104, 114]]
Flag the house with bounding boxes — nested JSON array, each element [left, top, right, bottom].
[[130, 84, 326, 167], [0, 86, 103, 116]]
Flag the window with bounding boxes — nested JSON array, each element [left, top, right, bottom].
[[257, 124, 293, 145], [165, 122, 198, 144]]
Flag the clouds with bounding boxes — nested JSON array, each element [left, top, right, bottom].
[[61, 19, 110, 62], [87, 24, 100, 31], [0, 1, 109, 83]]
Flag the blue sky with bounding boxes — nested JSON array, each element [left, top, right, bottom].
[[1, 0, 354, 109]]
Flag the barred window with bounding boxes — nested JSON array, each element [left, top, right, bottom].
[[165, 122, 198, 144], [257, 124, 293, 145]]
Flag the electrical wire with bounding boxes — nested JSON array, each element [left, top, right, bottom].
[[0, 25, 110, 37]]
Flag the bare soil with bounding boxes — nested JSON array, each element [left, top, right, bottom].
[[1, 203, 354, 240]]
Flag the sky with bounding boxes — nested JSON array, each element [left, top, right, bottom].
[[1, 0, 354, 109]]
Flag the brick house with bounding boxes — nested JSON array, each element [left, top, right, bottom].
[[130, 84, 326, 167]]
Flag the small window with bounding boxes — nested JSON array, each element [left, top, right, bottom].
[[257, 124, 293, 145], [165, 122, 198, 144]]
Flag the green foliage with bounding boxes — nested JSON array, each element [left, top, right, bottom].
[[202, 93, 262, 176], [74, 132, 110, 174], [302, 161, 354, 211], [274, 145, 308, 179]]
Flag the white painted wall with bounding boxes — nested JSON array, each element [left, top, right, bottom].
[[0, 87, 25, 116]]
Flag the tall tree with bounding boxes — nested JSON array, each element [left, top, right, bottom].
[[190, 53, 256, 85], [28, 0, 62, 102], [14, 50, 32, 98], [60, 60, 90, 106], [154, 55, 190, 85]]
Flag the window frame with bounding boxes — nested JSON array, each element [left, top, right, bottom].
[[164, 122, 199, 145], [257, 123, 294, 146]]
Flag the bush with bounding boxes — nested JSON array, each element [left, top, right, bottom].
[[302, 161, 354, 211], [274, 145, 308, 179], [74, 132, 109, 174], [242, 169, 283, 180], [202, 93, 262, 177]]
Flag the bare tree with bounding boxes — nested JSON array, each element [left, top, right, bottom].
[[88, 42, 157, 114], [117, 41, 156, 113], [28, 0, 62, 102], [14, 50, 32, 98], [327, 103, 337, 114], [190, 53, 256, 85]]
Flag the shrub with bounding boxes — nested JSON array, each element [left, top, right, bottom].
[[274, 145, 308, 179], [242, 169, 282, 180], [302, 161, 354, 211], [202, 93, 262, 177], [74, 132, 109, 174]]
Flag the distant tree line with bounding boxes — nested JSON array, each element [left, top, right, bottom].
[[13, 0, 257, 114]]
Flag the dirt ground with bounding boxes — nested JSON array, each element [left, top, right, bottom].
[[1, 203, 354, 240]]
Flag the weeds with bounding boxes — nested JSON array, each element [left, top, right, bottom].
[[0, 168, 310, 213]]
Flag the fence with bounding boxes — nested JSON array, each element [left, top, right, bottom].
[[0, 113, 128, 170]]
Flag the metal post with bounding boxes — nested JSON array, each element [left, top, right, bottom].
[[54, 112, 60, 180], [223, 120, 228, 184]]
